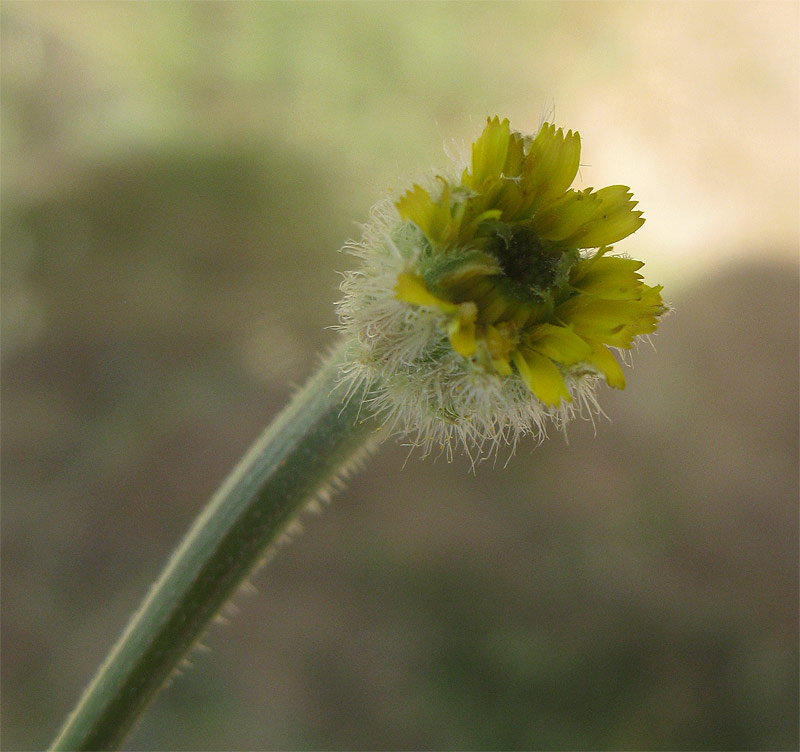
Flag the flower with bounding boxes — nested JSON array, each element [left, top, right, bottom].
[[338, 116, 666, 459]]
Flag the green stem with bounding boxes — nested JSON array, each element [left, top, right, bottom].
[[50, 342, 377, 751]]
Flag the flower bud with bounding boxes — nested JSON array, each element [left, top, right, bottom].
[[337, 117, 667, 459]]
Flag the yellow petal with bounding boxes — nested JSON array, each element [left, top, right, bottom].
[[525, 124, 582, 212], [567, 185, 645, 247], [512, 349, 571, 406], [448, 314, 477, 357], [395, 183, 451, 243], [641, 283, 665, 311], [466, 116, 511, 190], [569, 246, 609, 282], [483, 322, 517, 361], [528, 323, 592, 366], [533, 189, 603, 242], [585, 341, 626, 389], [395, 273, 456, 311], [572, 256, 646, 299], [492, 357, 513, 376], [558, 296, 659, 347], [558, 298, 631, 346], [533, 185, 645, 249], [503, 132, 527, 178]]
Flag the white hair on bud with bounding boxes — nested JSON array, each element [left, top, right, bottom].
[[336, 200, 608, 463]]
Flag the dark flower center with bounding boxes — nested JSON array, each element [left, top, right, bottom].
[[487, 223, 563, 300]]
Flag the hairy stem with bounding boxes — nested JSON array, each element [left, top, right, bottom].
[[50, 342, 377, 751]]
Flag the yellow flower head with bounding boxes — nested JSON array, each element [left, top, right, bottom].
[[338, 117, 666, 458]]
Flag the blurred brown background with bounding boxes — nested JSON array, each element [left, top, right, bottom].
[[1, 2, 797, 750]]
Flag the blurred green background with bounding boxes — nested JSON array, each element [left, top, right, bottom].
[[2, 2, 797, 750]]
